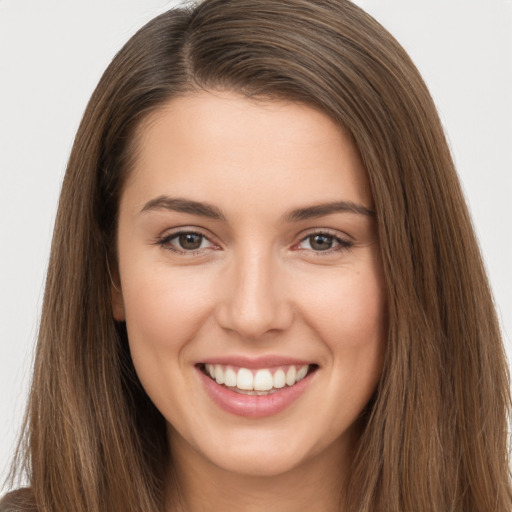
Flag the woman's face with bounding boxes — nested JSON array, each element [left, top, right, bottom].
[[113, 91, 386, 477]]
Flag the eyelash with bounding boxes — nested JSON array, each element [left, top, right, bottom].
[[155, 229, 353, 256], [294, 229, 354, 255], [155, 230, 217, 255]]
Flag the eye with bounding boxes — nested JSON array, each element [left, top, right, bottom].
[[176, 233, 207, 250], [296, 232, 352, 252], [157, 230, 217, 253]]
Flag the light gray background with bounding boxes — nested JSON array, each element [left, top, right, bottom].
[[1, 0, 511, 489]]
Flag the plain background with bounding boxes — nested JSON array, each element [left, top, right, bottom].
[[1, 0, 511, 489]]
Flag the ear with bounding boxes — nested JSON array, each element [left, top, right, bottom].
[[109, 264, 126, 322]]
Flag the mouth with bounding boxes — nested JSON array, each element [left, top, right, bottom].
[[196, 361, 318, 417], [198, 363, 318, 395]]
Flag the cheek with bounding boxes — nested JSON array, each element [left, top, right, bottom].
[[120, 263, 217, 363], [120, 267, 219, 415], [294, 261, 387, 392], [301, 270, 385, 344]]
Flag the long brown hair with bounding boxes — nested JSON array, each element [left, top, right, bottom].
[[3, 1, 511, 510]]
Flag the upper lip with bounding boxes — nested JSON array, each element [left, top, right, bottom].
[[198, 355, 315, 369]]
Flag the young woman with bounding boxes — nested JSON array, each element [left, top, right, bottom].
[[2, 0, 511, 511]]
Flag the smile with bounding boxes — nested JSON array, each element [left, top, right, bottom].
[[197, 361, 318, 418], [203, 363, 311, 394]]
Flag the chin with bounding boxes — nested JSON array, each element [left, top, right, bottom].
[[207, 444, 309, 478]]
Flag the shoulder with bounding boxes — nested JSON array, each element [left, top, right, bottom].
[[0, 489, 37, 512]]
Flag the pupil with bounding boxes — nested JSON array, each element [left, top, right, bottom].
[[311, 234, 333, 251], [179, 233, 202, 250]]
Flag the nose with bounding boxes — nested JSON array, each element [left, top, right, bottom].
[[215, 250, 293, 340]]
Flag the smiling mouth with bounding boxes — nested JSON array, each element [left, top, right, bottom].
[[198, 363, 318, 395]]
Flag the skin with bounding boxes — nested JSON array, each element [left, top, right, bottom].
[[112, 91, 387, 512]]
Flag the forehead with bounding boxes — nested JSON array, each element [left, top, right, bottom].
[[122, 91, 373, 216]]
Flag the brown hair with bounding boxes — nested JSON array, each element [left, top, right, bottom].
[[3, 0, 511, 510]]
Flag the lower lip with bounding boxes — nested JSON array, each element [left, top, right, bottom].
[[197, 367, 315, 418]]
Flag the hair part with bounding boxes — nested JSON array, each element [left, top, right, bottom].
[[4, 1, 511, 511]]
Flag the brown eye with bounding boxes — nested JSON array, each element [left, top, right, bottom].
[[296, 232, 353, 253], [309, 234, 334, 251], [178, 233, 204, 250], [157, 231, 215, 253]]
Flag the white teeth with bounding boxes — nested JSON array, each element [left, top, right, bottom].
[[224, 367, 237, 387], [273, 369, 286, 389], [237, 368, 254, 390], [285, 366, 297, 386], [253, 369, 273, 391], [215, 365, 225, 385], [297, 365, 308, 381], [204, 363, 311, 392]]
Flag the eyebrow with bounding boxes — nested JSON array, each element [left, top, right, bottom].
[[283, 201, 375, 222], [140, 196, 227, 221], [140, 196, 375, 222]]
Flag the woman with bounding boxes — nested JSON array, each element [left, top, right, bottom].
[[2, 0, 511, 510]]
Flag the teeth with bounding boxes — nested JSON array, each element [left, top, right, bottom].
[[273, 369, 286, 389], [253, 369, 273, 391], [237, 368, 253, 390], [297, 365, 308, 381], [286, 366, 297, 386], [224, 367, 237, 387], [215, 365, 225, 385], [204, 363, 311, 392]]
